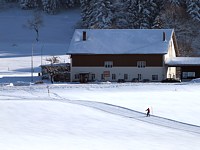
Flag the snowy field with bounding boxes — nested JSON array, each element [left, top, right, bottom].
[[1, 83, 200, 150], [0, 5, 80, 76], [1, 6, 200, 150]]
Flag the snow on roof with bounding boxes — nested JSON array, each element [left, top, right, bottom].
[[165, 57, 200, 66], [40, 63, 70, 67], [67, 29, 174, 54]]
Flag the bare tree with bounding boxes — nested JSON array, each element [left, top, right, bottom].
[[26, 10, 43, 42], [44, 56, 61, 83], [24, 10, 43, 82], [46, 56, 60, 64]]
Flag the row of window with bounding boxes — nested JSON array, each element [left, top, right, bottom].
[[75, 74, 158, 81], [105, 61, 146, 68], [106, 74, 158, 81], [182, 72, 195, 79]]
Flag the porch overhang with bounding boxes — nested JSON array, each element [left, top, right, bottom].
[[165, 57, 200, 67]]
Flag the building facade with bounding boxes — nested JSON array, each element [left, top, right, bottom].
[[67, 29, 178, 82]]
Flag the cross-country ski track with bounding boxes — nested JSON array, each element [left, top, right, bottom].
[[47, 92, 200, 135], [62, 99, 200, 135]]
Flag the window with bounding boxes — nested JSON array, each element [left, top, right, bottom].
[[104, 61, 113, 68], [137, 61, 146, 68], [112, 74, 116, 80], [152, 75, 158, 81], [182, 72, 195, 79], [75, 74, 79, 79], [91, 74, 95, 80], [124, 74, 128, 80]]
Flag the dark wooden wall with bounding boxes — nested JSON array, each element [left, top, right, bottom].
[[71, 54, 163, 67]]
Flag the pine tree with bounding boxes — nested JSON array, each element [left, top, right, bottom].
[[186, 0, 200, 22], [141, 0, 153, 29], [126, 0, 145, 28], [80, 0, 92, 28], [112, 1, 128, 29], [90, 0, 113, 28], [126, 0, 163, 29], [169, 0, 181, 6], [61, 0, 79, 8], [19, 0, 38, 9], [42, 0, 61, 14]]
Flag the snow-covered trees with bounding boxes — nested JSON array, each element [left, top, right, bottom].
[[80, 0, 92, 28], [112, 2, 128, 29], [186, 0, 200, 22], [126, 0, 145, 28], [168, 0, 182, 6], [80, 0, 114, 28], [79, 0, 200, 56], [79, 0, 200, 28], [19, 0, 38, 9], [17, 0, 79, 14], [61, 0, 79, 8], [80, 0, 164, 29], [90, 0, 113, 28], [42, 0, 60, 14], [160, 1, 199, 56], [41, 0, 79, 14]]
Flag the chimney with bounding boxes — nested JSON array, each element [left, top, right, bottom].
[[83, 31, 86, 41], [163, 32, 166, 41]]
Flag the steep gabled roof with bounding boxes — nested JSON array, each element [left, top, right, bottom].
[[67, 29, 175, 55]]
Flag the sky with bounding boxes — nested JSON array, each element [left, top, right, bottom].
[[0, 5, 200, 150]]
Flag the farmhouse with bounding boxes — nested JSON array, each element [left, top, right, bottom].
[[67, 29, 178, 83]]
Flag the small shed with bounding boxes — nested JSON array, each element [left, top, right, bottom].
[[165, 57, 200, 81]]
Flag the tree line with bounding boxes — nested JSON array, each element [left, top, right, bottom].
[[0, 0, 80, 14], [80, 0, 200, 56]]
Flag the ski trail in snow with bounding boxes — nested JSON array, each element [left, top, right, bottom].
[[49, 92, 200, 134], [58, 99, 200, 135], [2, 90, 200, 134]]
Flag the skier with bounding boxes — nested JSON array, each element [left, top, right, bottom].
[[146, 108, 150, 117]]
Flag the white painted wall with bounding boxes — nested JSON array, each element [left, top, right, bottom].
[[164, 37, 177, 79], [71, 67, 165, 82]]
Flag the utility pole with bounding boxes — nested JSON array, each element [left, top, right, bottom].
[[31, 43, 34, 82], [41, 45, 44, 66], [25, 10, 43, 82]]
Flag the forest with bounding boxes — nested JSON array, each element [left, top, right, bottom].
[[0, 0, 200, 56]]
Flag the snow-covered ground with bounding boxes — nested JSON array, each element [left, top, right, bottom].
[[0, 5, 79, 76], [1, 6, 200, 150], [1, 83, 200, 150]]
